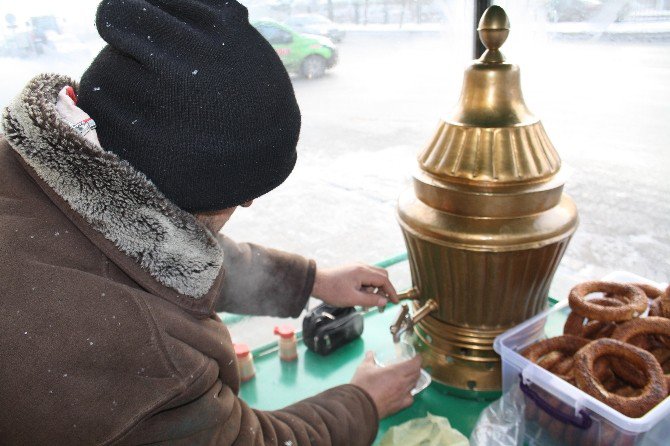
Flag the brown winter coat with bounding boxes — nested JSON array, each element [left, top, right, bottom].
[[0, 74, 378, 445]]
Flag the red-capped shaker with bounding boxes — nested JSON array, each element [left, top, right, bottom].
[[274, 325, 298, 362], [234, 343, 255, 382]]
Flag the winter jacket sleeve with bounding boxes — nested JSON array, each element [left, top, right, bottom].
[[106, 284, 380, 446], [214, 234, 316, 318], [255, 385, 380, 445], [114, 377, 380, 446]]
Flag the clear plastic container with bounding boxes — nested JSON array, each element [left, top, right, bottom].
[[494, 271, 670, 446]]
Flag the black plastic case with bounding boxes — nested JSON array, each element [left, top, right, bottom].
[[302, 304, 364, 355]]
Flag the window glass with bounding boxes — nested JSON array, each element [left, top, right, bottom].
[[1, 0, 667, 347], [492, 0, 669, 292], [0, 1, 102, 103]]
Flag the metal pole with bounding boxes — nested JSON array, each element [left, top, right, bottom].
[[473, 0, 492, 59]]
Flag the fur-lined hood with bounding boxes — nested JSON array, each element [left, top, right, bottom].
[[2, 74, 223, 300]]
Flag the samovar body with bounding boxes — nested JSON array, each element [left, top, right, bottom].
[[397, 6, 578, 395]]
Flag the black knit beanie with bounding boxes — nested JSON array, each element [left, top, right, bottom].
[[78, 0, 301, 212]]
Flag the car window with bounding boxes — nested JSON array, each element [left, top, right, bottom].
[[255, 24, 291, 44], [255, 25, 276, 41]]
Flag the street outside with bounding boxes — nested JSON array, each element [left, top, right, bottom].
[[1, 23, 669, 346], [272, 31, 670, 284], [224, 31, 670, 344]]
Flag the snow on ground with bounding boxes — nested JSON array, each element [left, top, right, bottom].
[[223, 32, 670, 345], [0, 41, 104, 107]]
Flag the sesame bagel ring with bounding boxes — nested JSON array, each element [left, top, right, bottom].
[[650, 347, 670, 367], [574, 339, 667, 418], [569, 282, 647, 322], [522, 335, 590, 383], [612, 317, 670, 346], [606, 283, 663, 301], [564, 297, 624, 339], [630, 283, 664, 300], [649, 285, 670, 318], [612, 317, 670, 390]]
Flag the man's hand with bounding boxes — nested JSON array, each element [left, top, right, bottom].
[[350, 351, 422, 419], [312, 264, 398, 309]]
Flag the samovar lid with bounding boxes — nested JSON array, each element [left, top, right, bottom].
[[418, 6, 561, 188]]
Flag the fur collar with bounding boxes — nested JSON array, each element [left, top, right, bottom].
[[2, 74, 223, 299]]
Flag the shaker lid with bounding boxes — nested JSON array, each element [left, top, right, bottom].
[[274, 325, 296, 339], [234, 343, 251, 358]]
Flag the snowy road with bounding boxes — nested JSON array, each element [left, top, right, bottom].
[[223, 32, 670, 345], [227, 33, 670, 282]]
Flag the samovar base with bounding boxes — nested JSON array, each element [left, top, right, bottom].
[[413, 314, 505, 399]]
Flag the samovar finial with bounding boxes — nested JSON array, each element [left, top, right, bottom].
[[477, 5, 510, 64]]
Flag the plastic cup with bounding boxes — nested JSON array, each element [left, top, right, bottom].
[[374, 340, 432, 395], [374, 340, 416, 366]]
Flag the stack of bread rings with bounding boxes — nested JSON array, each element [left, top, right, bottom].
[[521, 281, 670, 446]]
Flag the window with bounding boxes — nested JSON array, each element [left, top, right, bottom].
[[491, 0, 669, 293], [1, 0, 667, 347]]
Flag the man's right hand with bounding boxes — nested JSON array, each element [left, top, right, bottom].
[[350, 351, 423, 419]]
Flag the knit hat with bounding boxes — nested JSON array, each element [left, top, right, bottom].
[[78, 0, 301, 212]]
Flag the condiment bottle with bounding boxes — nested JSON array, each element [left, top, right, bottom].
[[234, 343, 255, 382], [274, 325, 298, 362]]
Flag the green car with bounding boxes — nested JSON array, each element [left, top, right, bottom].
[[252, 19, 338, 79]]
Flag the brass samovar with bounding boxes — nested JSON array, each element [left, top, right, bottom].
[[396, 6, 579, 396]]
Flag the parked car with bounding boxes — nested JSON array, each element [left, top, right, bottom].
[[253, 19, 338, 79], [285, 14, 345, 43]]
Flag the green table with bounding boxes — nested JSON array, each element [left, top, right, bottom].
[[234, 252, 562, 443], [240, 305, 492, 443]]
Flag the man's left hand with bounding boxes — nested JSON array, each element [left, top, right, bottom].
[[312, 264, 398, 310]]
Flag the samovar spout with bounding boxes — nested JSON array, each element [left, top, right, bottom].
[[412, 299, 438, 325], [396, 287, 419, 301], [389, 298, 438, 343]]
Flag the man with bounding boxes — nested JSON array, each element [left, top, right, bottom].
[[0, 0, 421, 444]]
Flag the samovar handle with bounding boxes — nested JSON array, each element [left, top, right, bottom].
[[389, 289, 438, 342], [396, 287, 419, 301]]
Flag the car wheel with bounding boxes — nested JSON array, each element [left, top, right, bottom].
[[301, 55, 327, 79]]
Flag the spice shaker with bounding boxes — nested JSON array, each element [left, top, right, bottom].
[[274, 325, 298, 362], [234, 343, 255, 382]]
